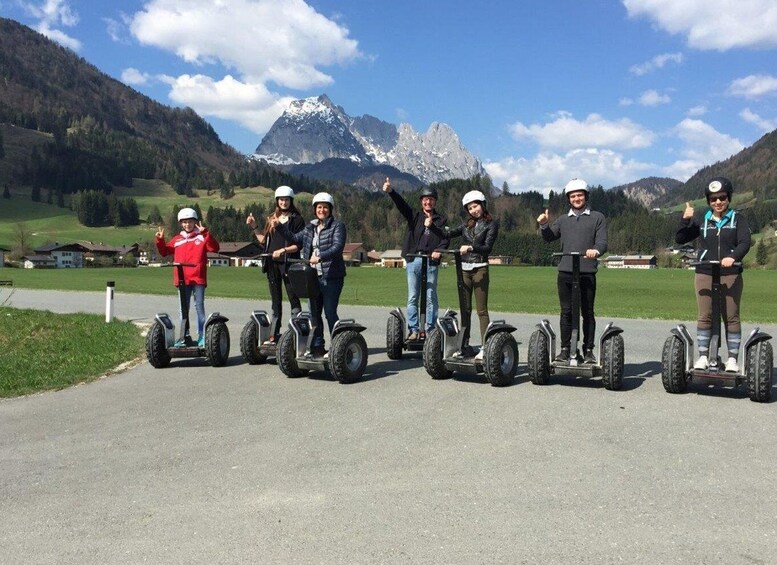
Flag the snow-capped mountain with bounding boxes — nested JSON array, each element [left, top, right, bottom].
[[253, 94, 485, 186]]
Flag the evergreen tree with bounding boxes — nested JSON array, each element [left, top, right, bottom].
[[756, 238, 768, 266], [2, 184, 10, 199]]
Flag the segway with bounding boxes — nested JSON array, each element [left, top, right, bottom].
[[422, 250, 519, 386], [240, 254, 277, 365], [661, 260, 773, 402], [146, 263, 230, 368], [276, 259, 369, 384], [386, 253, 431, 359], [527, 252, 625, 390]]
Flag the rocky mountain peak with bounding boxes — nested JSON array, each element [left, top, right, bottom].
[[254, 94, 485, 185]]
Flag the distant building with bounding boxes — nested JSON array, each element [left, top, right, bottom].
[[0, 246, 8, 268], [366, 250, 382, 264], [343, 243, 368, 266], [488, 255, 513, 266], [207, 252, 230, 267], [23, 255, 57, 269], [32, 242, 88, 268], [380, 250, 406, 268], [218, 241, 263, 266], [603, 254, 657, 269], [80, 242, 140, 265]]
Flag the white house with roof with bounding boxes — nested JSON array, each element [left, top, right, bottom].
[[32, 242, 87, 268]]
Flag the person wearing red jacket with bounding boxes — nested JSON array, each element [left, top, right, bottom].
[[155, 207, 220, 347]]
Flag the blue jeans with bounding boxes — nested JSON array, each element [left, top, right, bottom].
[[406, 257, 439, 333], [309, 277, 344, 348], [180, 284, 206, 340]]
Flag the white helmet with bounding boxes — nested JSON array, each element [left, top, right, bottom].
[[275, 185, 295, 199], [564, 178, 589, 196], [177, 207, 198, 222], [312, 192, 334, 207], [462, 190, 486, 207]]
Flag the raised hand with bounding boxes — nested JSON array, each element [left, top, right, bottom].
[[155, 225, 165, 239], [537, 209, 549, 225], [682, 201, 694, 219], [382, 177, 392, 193], [246, 212, 257, 229], [196, 221, 205, 231]]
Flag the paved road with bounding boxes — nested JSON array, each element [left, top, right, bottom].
[[1, 289, 776, 564]]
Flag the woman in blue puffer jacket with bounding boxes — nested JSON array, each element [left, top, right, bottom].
[[274, 192, 346, 355]]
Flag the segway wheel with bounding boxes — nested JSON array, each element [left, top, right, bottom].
[[386, 315, 403, 360], [746, 340, 773, 403], [205, 322, 230, 367], [240, 320, 267, 365], [527, 330, 550, 385], [483, 332, 518, 387], [146, 320, 171, 369], [661, 335, 688, 393], [330, 331, 368, 384], [601, 333, 625, 391], [423, 328, 452, 380], [277, 330, 308, 378]]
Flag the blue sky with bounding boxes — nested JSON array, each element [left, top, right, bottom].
[[2, 0, 777, 193]]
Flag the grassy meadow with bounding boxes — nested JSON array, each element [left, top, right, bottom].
[[3, 263, 777, 323]]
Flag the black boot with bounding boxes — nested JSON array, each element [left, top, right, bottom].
[[554, 347, 570, 363], [583, 349, 596, 364]]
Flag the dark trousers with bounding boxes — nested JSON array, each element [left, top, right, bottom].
[[461, 266, 490, 347], [309, 277, 344, 347], [557, 271, 597, 351], [267, 261, 301, 338]]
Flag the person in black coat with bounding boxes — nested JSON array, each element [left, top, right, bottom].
[[675, 176, 751, 372], [246, 185, 305, 343], [383, 177, 449, 340], [440, 190, 499, 359]]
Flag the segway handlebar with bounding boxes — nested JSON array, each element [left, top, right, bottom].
[[164, 262, 197, 267], [688, 260, 742, 267], [286, 257, 314, 265], [552, 252, 581, 257]]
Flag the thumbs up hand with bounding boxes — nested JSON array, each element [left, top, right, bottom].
[[537, 209, 550, 225], [382, 177, 392, 193], [682, 201, 694, 220]]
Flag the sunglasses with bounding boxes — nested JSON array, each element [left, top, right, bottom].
[[708, 195, 728, 203]]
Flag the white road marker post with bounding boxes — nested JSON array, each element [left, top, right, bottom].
[[105, 281, 115, 322]]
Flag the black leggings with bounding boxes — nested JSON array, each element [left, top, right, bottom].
[[267, 261, 301, 338], [557, 271, 597, 351]]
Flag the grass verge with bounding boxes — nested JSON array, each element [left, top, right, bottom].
[[0, 307, 145, 398]]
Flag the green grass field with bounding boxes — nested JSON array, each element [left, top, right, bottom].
[[3, 264, 776, 323], [0, 307, 145, 398]]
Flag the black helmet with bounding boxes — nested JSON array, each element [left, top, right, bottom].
[[705, 177, 733, 201], [419, 187, 438, 199]]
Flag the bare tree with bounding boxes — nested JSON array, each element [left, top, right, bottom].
[[11, 222, 33, 260]]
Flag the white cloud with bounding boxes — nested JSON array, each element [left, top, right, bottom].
[[121, 68, 150, 86], [485, 148, 653, 194], [662, 119, 744, 180], [727, 74, 777, 99], [22, 0, 81, 50], [740, 108, 777, 132], [629, 52, 684, 76], [161, 74, 296, 135], [623, 0, 777, 50], [129, 0, 360, 89], [638, 89, 671, 106], [509, 112, 655, 150], [687, 105, 707, 116], [127, 0, 362, 137]]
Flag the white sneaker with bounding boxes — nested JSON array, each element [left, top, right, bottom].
[[693, 355, 708, 370], [725, 357, 739, 372]]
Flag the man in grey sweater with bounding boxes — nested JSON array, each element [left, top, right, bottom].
[[536, 178, 608, 363]]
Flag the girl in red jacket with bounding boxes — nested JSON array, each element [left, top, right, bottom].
[[155, 207, 220, 347]]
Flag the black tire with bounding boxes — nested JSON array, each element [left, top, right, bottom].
[[483, 332, 518, 387], [601, 333, 625, 391], [527, 330, 550, 385], [386, 315, 403, 360], [145, 321, 171, 369], [205, 321, 230, 367], [423, 328, 452, 380], [239, 320, 267, 365], [746, 340, 773, 403], [277, 330, 308, 378], [330, 331, 368, 384], [661, 335, 688, 393]]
